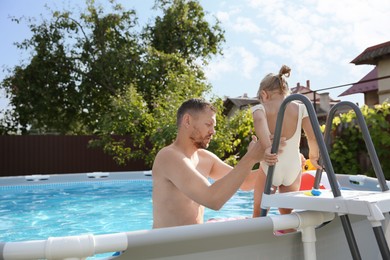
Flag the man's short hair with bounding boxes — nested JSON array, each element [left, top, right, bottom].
[[177, 98, 216, 127]]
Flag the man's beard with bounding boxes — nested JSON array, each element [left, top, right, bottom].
[[190, 128, 212, 149]]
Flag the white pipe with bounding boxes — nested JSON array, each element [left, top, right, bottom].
[[1, 240, 46, 260], [269, 210, 334, 231], [2, 212, 334, 260], [268, 212, 300, 230], [45, 234, 94, 260], [294, 211, 335, 260], [93, 233, 128, 254], [301, 226, 317, 260], [2, 233, 127, 260]]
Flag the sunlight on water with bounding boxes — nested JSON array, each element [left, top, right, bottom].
[[0, 180, 274, 259]]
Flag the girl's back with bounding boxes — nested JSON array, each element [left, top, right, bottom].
[[264, 101, 300, 141]]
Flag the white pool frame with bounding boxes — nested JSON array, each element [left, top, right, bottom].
[[1, 172, 389, 260], [0, 171, 152, 187]]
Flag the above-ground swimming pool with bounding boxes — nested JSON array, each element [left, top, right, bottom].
[[0, 172, 259, 246], [2, 172, 388, 260]]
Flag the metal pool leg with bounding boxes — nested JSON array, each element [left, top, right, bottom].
[[321, 101, 390, 259], [339, 214, 361, 260], [373, 225, 390, 259]]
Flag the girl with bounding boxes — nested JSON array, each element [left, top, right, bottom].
[[251, 65, 320, 218]]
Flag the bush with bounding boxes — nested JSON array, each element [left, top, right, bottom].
[[328, 102, 390, 179], [208, 99, 255, 167]]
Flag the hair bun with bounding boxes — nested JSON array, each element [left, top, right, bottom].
[[279, 65, 291, 78]]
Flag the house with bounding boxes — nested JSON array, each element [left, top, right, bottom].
[[223, 80, 340, 124], [339, 41, 390, 106], [290, 80, 341, 124], [223, 93, 259, 117], [339, 67, 379, 106], [223, 82, 340, 157]]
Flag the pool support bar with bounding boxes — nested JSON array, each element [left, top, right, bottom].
[[0, 232, 127, 260], [0, 211, 334, 260]]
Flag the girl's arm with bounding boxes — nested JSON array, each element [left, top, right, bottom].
[[252, 107, 274, 164], [302, 117, 321, 169]]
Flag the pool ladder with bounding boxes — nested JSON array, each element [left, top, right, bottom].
[[260, 94, 390, 260]]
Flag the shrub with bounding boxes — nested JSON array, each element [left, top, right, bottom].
[[328, 102, 390, 179]]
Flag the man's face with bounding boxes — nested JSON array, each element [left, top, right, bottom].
[[189, 108, 216, 149]]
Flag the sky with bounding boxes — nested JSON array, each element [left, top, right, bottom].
[[1, 0, 390, 111]]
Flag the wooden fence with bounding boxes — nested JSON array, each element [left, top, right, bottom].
[[0, 135, 148, 177]]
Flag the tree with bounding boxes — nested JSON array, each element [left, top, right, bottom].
[[1, 0, 224, 131], [88, 0, 226, 166], [92, 48, 212, 165], [2, 0, 141, 134], [144, 0, 224, 65], [1, 0, 232, 168]]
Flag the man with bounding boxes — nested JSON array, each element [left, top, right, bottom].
[[152, 98, 278, 228]]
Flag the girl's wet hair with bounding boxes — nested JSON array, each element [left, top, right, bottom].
[[176, 98, 216, 127], [257, 65, 291, 101]]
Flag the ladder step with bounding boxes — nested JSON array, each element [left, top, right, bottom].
[[262, 190, 390, 221]]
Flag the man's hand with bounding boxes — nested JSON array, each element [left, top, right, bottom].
[[247, 135, 277, 164]]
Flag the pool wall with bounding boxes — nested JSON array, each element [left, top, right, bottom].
[[0, 211, 331, 259], [0, 171, 152, 187], [1, 212, 384, 260]]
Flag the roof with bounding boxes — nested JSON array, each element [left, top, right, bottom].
[[223, 97, 259, 115], [351, 41, 390, 65], [291, 85, 317, 101], [226, 97, 259, 108], [290, 85, 340, 103], [339, 67, 378, 97]]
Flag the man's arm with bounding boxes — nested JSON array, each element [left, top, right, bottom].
[[207, 151, 257, 191], [158, 138, 266, 210]]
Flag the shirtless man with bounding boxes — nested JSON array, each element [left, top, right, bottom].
[[152, 98, 278, 228]]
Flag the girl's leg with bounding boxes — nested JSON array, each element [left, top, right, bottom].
[[252, 168, 267, 218], [274, 172, 302, 233], [278, 171, 302, 215]]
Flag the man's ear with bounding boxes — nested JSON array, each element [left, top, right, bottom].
[[183, 113, 191, 128]]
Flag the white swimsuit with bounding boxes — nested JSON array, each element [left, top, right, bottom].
[[252, 103, 308, 186]]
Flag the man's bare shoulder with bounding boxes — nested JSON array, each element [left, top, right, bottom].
[[153, 145, 179, 178], [197, 148, 222, 165], [197, 148, 217, 158], [154, 144, 180, 163]]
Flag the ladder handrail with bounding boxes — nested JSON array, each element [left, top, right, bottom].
[[260, 94, 341, 202], [317, 100, 390, 260], [259, 94, 362, 260], [315, 101, 388, 192]]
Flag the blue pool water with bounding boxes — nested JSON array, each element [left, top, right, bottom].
[[0, 179, 257, 243]]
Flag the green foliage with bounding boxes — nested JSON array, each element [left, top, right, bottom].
[[2, 0, 141, 134], [1, 0, 226, 167], [208, 99, 254, 166], [145, 0, 225, 64], [90, 0, 222, 167], [328, 102, 390, 179], [0, 109, 18, 135], [93, 49, 210, 166]]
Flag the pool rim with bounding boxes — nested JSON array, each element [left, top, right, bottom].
[[0, 171, 152, 187]]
